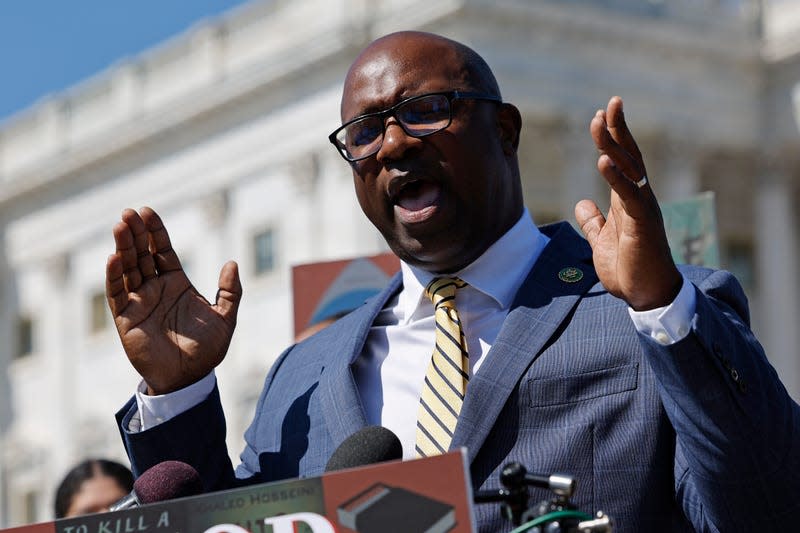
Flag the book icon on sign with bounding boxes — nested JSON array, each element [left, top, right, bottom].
[[337, 483, 456, 533]]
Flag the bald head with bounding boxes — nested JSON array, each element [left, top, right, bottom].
[[342, 31, 501, 121]]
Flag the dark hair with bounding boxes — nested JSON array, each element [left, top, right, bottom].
[[54, 459, 134, 518]]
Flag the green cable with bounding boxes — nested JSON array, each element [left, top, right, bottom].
[[508, 510, 594, 533]]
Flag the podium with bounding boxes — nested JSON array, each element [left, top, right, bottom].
[[2, 451, 475, 533]]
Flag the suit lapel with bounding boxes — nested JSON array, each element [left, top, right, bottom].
[[451, 223, 599, 463], [318, 274, 404, 446]]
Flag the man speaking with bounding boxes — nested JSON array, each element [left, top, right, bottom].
[[106, 31, 800, 531]]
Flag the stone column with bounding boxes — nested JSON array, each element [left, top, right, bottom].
[[660, 138, 700, 203], [755, 170, 800, 401], [0, 226, 10, 527], [289, 150, 322, 260], [44, 253, 77, 476]]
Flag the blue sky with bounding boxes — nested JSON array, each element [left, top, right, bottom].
[[0, 0, 253, 122]]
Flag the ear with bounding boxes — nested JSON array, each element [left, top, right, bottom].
[[496, 103, 522, 155]]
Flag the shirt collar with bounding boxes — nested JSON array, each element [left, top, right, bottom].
[[398, 208, 549, 322]]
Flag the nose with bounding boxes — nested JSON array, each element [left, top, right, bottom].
[[375, 118, 422, 163]]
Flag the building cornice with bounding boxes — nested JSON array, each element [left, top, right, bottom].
[[0, 0, 779, 211], [0, 0, 463, 208]]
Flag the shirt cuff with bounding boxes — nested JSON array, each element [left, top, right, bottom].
[[628, 276, 696, 346], [133, 372, 216, 431]]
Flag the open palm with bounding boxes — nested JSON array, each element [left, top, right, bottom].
[[575, 97, 682, 311], [106, 207, 242, 394]]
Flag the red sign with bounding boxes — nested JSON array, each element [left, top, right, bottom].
[[2, 451, 474, 533]]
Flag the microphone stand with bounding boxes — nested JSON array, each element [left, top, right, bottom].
[[474, 462, 612, 532]]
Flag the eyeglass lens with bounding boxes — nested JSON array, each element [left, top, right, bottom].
[[337, 94, 451, 160]]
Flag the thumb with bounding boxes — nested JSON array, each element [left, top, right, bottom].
[[215, 260, 242, 326], [575, 199, 605, 249]]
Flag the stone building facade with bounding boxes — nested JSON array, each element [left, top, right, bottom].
[[1, 0, 798, 526]]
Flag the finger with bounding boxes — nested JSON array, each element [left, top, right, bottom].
[[574, 199, 606, 249], [590, 112, 646, 190], [139, 207, 182, 274], [605, 96, 643, 162], [215, 261, 242, 326], [114, 215, 143, 292], [596, 154, 649, 217], [124, 209, 157, 282], [105, 253, 129, 316]]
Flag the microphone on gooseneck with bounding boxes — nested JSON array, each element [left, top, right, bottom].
[[325, 426, 403, 472], [109, 460, 203, 511]]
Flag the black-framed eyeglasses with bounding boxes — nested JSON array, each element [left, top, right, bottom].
[[328, 90, 502, 162]]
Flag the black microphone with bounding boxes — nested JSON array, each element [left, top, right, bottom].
[[325, 426, 403, 472], [109, 460, 203, 511]]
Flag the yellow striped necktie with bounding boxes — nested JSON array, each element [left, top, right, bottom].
[[415, 277, 469, 457]]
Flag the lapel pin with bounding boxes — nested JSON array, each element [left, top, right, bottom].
[[558, 267, 583, 283]]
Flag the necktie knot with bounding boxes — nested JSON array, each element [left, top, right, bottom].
[[425, 277, 467, 310]]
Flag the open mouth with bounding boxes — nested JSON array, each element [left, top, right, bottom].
[[395, 179, 440, 212], [390, 177, 443, 224]]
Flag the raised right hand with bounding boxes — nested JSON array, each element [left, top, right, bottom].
[[105, 207, 242, 394]]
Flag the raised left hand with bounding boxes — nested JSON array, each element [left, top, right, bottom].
[[575, 96, 682, 311]]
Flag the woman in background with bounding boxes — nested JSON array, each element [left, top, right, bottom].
[[54, 458, 133, 518]]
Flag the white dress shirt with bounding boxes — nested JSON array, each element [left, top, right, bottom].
[[353, 209, 547, 457], [135, 210, 696, 460]]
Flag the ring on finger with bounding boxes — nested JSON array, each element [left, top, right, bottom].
[[635, 175, 648, 188]]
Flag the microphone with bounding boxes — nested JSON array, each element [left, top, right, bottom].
[[325, 426, 403, 472], [109, 460, 203, 511]]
